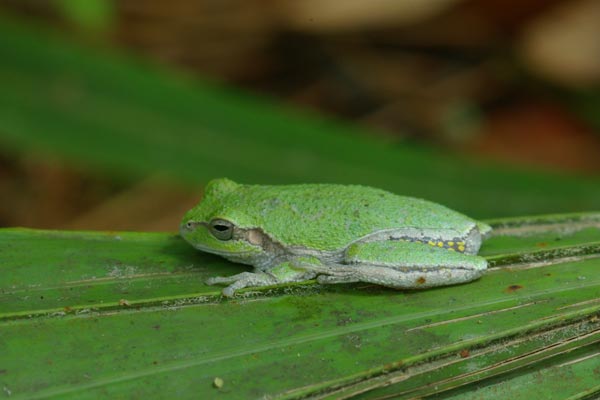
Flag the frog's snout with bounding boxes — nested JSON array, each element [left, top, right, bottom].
[[179, 220, 199, 236]]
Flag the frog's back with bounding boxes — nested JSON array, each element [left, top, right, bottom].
[[226, 183, 479, 251]]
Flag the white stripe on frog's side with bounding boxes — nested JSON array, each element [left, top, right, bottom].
[[217, 224, 484, 271], [352, 224, 482, 255]]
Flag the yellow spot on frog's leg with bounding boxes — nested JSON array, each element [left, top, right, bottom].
[[447, 248, 455, 252], [457, 241, 465, 246], [447, 241, 454, 247], [458, 244, 465, 252], [428, 240, 435, 246], [437, 241, 444, 247]]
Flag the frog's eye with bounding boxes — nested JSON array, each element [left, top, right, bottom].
[[209, 219, 234, 241]]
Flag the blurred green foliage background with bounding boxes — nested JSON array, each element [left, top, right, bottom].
[[0, 0, 599, 230]]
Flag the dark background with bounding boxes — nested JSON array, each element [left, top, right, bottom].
[[1, 0, 599, 230]]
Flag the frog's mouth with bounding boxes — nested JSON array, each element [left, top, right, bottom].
[[179, 223, 266, 257], [187, 239, 273, 268], [188, 241, 259, 257]]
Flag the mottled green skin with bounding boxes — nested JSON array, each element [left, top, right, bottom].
[[181, 178, 490, 296]]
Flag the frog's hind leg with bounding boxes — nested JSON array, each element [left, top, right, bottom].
[[315, 241, 487, 289]]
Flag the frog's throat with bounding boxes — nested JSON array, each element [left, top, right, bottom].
[[232, 227, 344, 268], [192, 226, 290, 268]]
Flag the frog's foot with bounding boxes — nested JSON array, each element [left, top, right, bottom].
[[317, 274, 361, 285], [205, 259, 319, 297], [206, 272, 256, 285], [205, 272, 278, 297]]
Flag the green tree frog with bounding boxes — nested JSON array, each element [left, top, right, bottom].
[[180, 178, 491, 297]]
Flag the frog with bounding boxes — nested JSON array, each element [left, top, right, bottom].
[[180, 178, 491, 297]]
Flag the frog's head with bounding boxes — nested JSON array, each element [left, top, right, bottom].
[[180, 178, 265, 262]]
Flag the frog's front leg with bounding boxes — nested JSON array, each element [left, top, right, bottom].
[[206, 272, 278, 297], [312, 241, 487, 289], [205, 258, 318, 297]]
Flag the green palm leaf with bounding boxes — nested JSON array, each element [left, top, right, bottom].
[[2, 213, 599, 399]]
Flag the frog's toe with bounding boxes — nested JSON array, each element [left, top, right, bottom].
[[222, 286, 236, 297], [206, 278, 246, 297], [205, 276, 232, 285], [317, 274, 360, 285], [207, 272, 279, 296], [206, 272, 262, 285]]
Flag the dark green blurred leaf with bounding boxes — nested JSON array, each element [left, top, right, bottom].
[[0, 17, 599, 218]]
